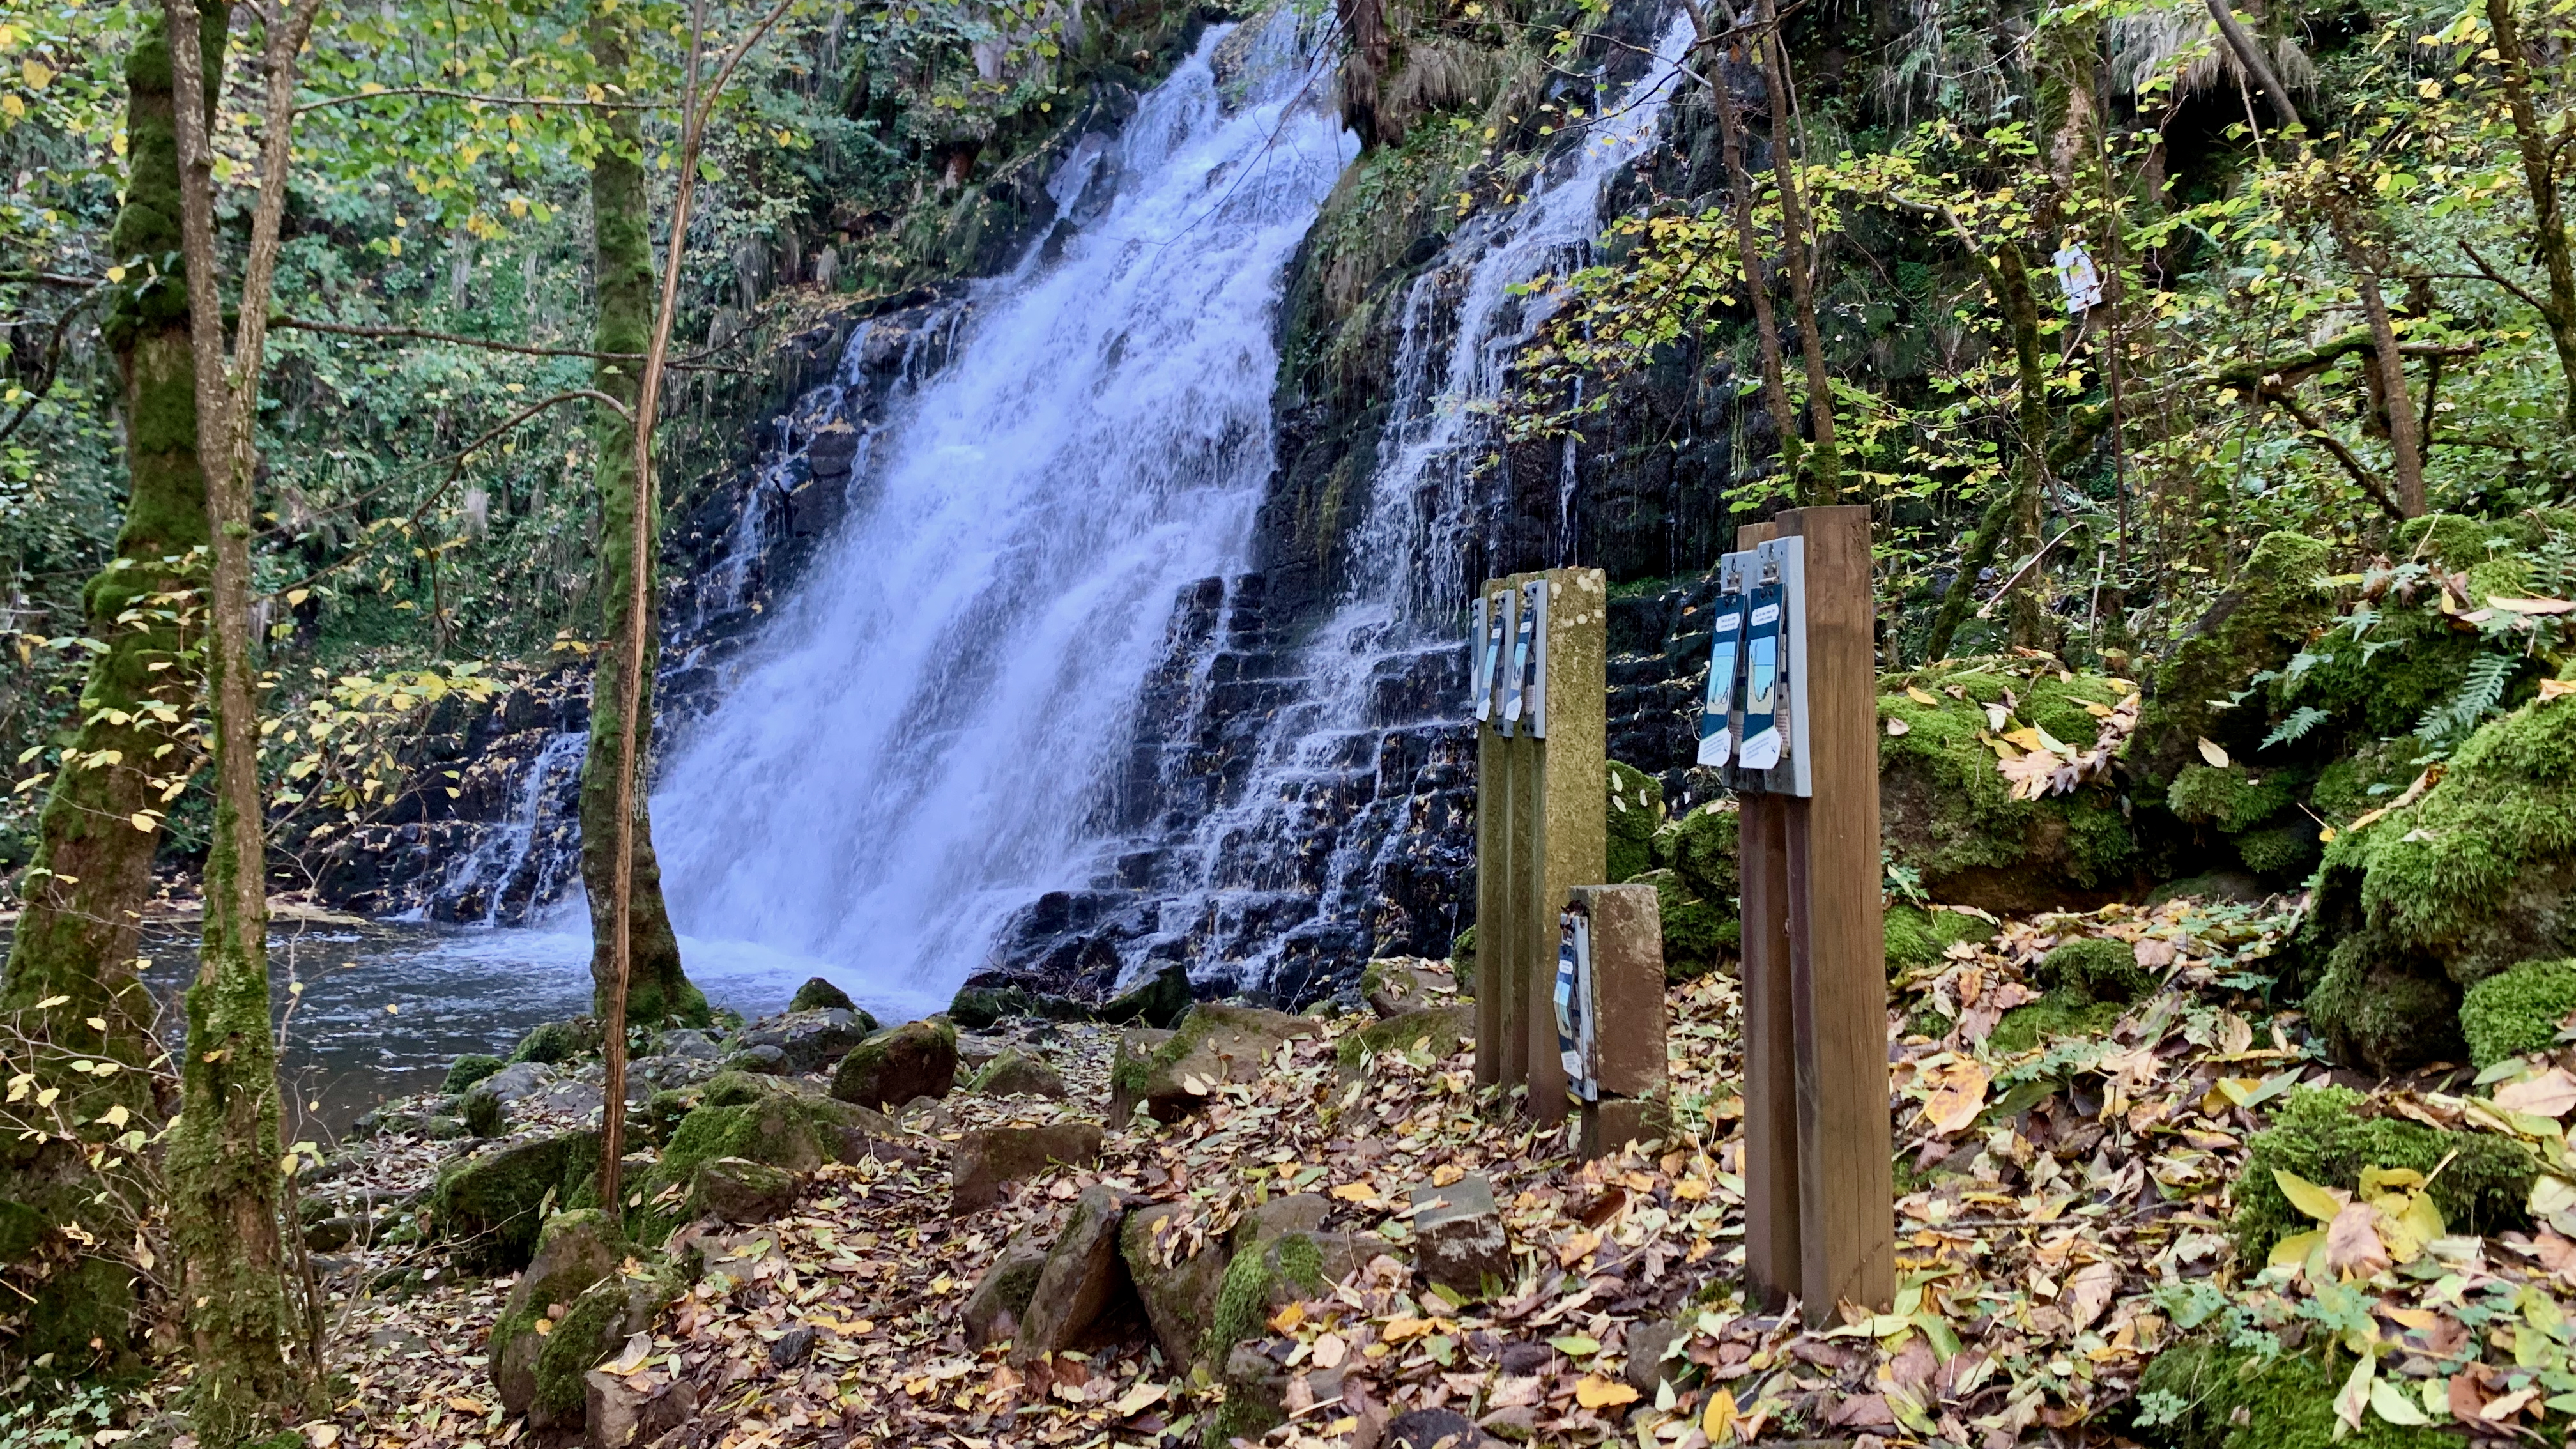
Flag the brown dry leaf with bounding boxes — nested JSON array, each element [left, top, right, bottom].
[[2326, 1202, 2393, 1278], [2063, 1261, 2118, 1333], [1919, 1061, 1989, 1137], [2196, 737, 2230, 767], [2496, 1068, 2576, 1118]]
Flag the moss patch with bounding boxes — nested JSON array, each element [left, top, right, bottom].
[[1987, 997, 2123, 1055], [1606, 760, 1664, 884], [1884, 904, 1997, 977], [2305, 949, 2465, 1077], [2459, 958, 2576, 1069], [429, 1131, 602, 1273], [443, 1054, 505, 1094], [2035, 937, 2152, 1005], [2131, 531, 2335, 788], [2233, 1085, 2534, 1261], [2166, 765, 2294, 834], [1633, 869, 1733, 982], [2137, 1338, 2461, 1449], [1653, 801, 1738, 905]]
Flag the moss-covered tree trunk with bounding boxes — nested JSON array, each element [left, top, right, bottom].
[[1994, 241, 2052, 647], [0, 2, 223, 1370], [579, 5, 706, 1031], [161, 0, 324, 1433]]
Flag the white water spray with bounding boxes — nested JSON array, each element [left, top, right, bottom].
[[648, 17, 1356, 1013]]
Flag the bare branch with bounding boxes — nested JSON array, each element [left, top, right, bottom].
[[2262, 385, 2409, 521]]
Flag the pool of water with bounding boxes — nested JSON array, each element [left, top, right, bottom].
[[26, 916, 951, 1141]]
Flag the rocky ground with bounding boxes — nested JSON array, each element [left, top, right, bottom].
[[58, 882, 2576, 1449]]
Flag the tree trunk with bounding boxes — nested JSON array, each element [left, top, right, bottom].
[[1708, 34, 1802, 491], [1995, 241, 2053, 647], [161, 0, 325, 1434], [0, 3, 222, 1369], [1752, 0, 1840, 503], [2485, 0, 2576, 428], [2327, 206, 2426, 517], [579, 3, 706, 1032]]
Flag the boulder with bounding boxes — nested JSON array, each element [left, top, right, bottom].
[[1358, 958, 1455, 1018], [1605, 760, 1665, 884], [463, 1089, 507, 1138], [1118, 1203, 1229, 1375], [1100, 962, 1195, 1029], [525, 1266, 682, 1430], [1386, 1408, 1483, 1449], [630, 1052, 720, 1092], [1652, 801, 1739, 916], [829, 1019, 958, 1109], [654, 1029, 724, 1062], [511, 1018, 600, 1066], [719, 1045, 790, 1075], [585, 1373, 694, 1449], [443, 1054, 506, 1094], [1621, 1317, 1683, 1397], [430, 1130, 602, 1272], [1113, 1004, 1317, 1123], [489, 1209, 624, 1423], [951, 1122, 1104, 1213], [1107, 1029, 1173, 1121], [963, 1229, 1052, 1347], [1335, 1004, 1475, 1075], [645, 1077, 896, 1220], [789, 977, 857, 1013], [1632, 870, 1735, 983], [739, 1007, 876, 1073], [1205, 1195, 1386, 1364], [965, 1049, 1068, 1099], [686, 1157, 802, 1224], [1012, 1184, 1138, 1358], [1411, 1174, 1508, 1298]]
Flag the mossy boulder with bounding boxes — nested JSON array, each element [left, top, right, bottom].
[[490, 1209, 625, 1422], [429, 1130, 602, 1273], [949, 984, 1036, 1030], [654, 1077, 893, 1192], [1100, 963, 1195, 1029], [2131, 531, 2336, 789], [1358, 957, 1455, 1016], [2233, 1085, 2535, 1261], [2166, 764, 2294, 834], [2035, 937, 2152, 1005], [966, 1049, 1068, 1098], [2138, 1338, 2462, 1449], [963, 1228, 1052, 1347], [2301, 696, 2576, 1070], [1883, 904, 1996, 977], [1119, 1203, 1229, 1376], [788, 977, 855, 1013], [686, 1157, 803, 1224], [1876, 659, 2137, 912], [1653, 800, 1738, 905], [443, 1053, 507, 1094], [1988, 997, 2124, 1054], [2306, 954, 2465, 1076], [1200, 1196, 1388, 1445], [1334, 1004, 1473, 1073], [1634, 868, 1735, 982], [510, 1018, 600, 1066], [1606, 760, 1664, 884], [1108, 1027, 1175, 1122], [827, 1019, 959, 1110], [2233, 824, 2319, 884], [528, 1262, 684, 1427], [1448, 925, 1475, 977], [1119, 1004, 1317, 1123], [2460, 958, 2576, 1069]]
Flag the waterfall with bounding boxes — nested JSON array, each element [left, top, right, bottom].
[[647, 13, 1357, 1014], [1133, 13, 1699, 994]]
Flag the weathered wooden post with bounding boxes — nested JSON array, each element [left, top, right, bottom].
[[1469, 568, 1606, 1123], [1712, 506, 1893, 1325]]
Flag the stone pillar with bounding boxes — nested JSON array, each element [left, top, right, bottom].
[[1566, 883, 1668, 1159]]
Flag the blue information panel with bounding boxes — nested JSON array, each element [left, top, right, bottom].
[[1738, 579, 1785, 771], [1697, 556, 1750, 767]]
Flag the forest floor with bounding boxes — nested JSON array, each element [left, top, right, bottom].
[[235, 893, 2576, 1448]]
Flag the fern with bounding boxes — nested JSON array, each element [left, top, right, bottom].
[[2261, 706, 2329, 750], [2415, 651, 2520, 747]]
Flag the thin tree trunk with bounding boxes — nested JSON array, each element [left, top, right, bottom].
[[2328, 207, 2426, 516], [1995, 241, 2052, 645], [0, 3, 222, 1370], [1707, 27, 1802, 491], [2485, 0, 2576, 428], [162, 0, 325, 1437], [578, 0, 705, 1042], [1752, 0, 1840, 503]]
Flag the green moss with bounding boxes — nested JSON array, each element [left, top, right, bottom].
[[1606, 760, 1664, 884], [2133, 531, 2336, 787], [1987, 997, 2123, 1054], [510, 1020, 589, 1066], [2165, 765, 2294, 834], [2304, 947, 2464, 1075], [2233, 825, 2319, 883], [1634, 869, 1733, 982], [463, 1090, 505, 1138], [1653, 802, 1738, 905], [653, 1087, 871, 1189], [2459, 958, 2576, 1068], [429, 1131, 604, 1272], [1876, 661, 2136, 894], [2310, 741, 2436, 820], [1335, 1006, 1473, 1069], [1883, 904, 1996, 977], [443, 1054, 506, 1093], [788, 977, 856, 1013], [530, 1275, 638, 1418], [948, 985, 1031, 1030], [1448, 925, 1476, 976], [2138, 1339, 2461, 1449], [2233, 1086, 2534, 1261], [2035, 937, 2151, 1005]]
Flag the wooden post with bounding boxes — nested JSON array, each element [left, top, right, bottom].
[[1779, 505, 1894, 1322], [1732, 521, 1802, 1313]]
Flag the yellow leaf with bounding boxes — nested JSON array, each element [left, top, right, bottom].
[[128, 812, 155, 832], [2002, 725, 2048, 752], [2543, 677, 2576, 703], [1110, 1381, 1165, 1417], [105, 265, 126, 284], [1703, 1388, 1738, 1442], [2, 95, 26, 120], [1919, 1061, 1988, 1135], [1905, 686, 1939, 706], [1329, 1181, 1377, 1203], [2275, 1168, 2349, 1224], [2197, 737, 2230, 768], [2269, 1229, 2326, 1270], [1574, 1376, 1639, 1410], [20, 59, 51, 88], [446, 1396, 487, 1414]]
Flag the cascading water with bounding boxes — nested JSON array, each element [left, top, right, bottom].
[[1108, 13, 1701, 995], [646, 14, 1357, 1015]]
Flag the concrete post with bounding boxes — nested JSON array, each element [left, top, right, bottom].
[[1566, 882, 1669, 1159]]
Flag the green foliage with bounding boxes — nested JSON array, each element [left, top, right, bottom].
[[2233, 1087, 2534, 1262], [1883, 903, 1995, 976], [2458, 958, 2576, 1068]]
